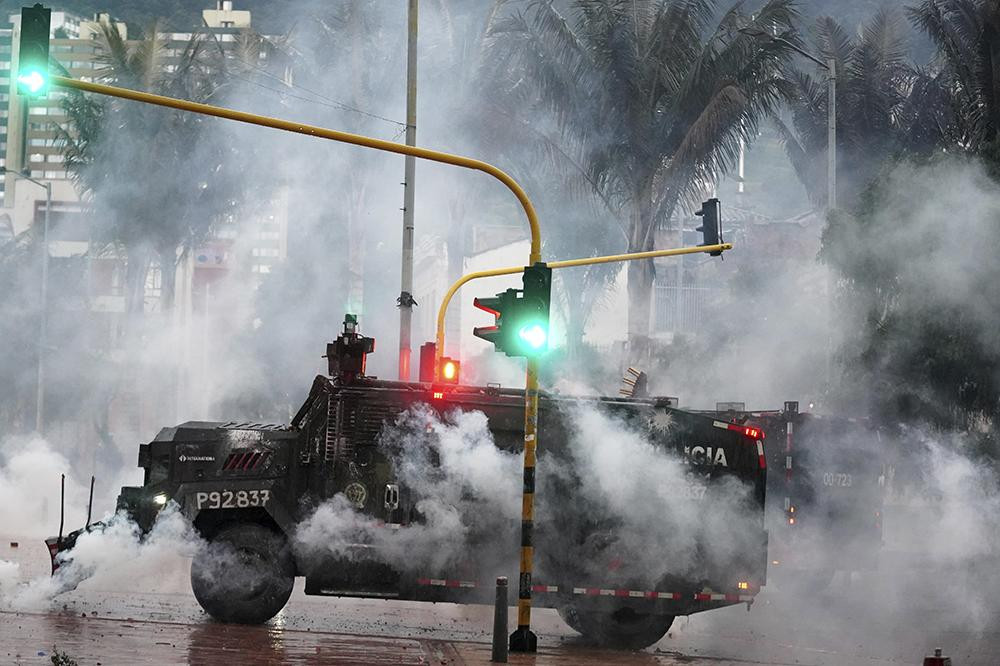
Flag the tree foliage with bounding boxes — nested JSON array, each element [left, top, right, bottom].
[[59, 21, 245, 316], [909, 0, 1000, 167], [822, 158, 1000, 433], [811, 2, 1000, 434], [489, 0, 801, 356], [776, 9, 950, 211]]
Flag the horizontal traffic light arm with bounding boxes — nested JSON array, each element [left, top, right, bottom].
[[49, 75, 541, 263], [434, 242, 732, 373], [548, 243, 732, 269]]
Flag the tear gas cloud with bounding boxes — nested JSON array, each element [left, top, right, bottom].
[[0, 504, 200, 610], [295, 405, 522, 575], [294, 402, 761, 590], [1, 0, 1000, 659], [0, 436, 90, 539]]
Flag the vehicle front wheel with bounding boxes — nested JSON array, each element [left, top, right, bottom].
[[558, 605, 674, 650], [191, 522, 295, 624]]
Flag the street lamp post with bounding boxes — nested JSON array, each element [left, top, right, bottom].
[[398, 0, 418, 381], [825, 57, 836, 210], [3, 166, 52, 434], [738, 29, 837, 210]]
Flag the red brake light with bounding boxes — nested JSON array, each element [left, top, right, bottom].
[[727, 423, 764, 440], [432, 391, 444, 400]]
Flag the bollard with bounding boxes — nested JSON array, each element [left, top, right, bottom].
[[923, 647, 952, 666], [491, 576, 508, 663]]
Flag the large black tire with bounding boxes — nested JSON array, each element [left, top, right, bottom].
[[558, 605, 674, 650], [191, 523, 295, 624]]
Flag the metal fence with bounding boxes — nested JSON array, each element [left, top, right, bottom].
[[653, 284, 721, 334]]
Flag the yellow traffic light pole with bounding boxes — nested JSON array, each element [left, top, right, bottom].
[[51, 73, 547, 651]]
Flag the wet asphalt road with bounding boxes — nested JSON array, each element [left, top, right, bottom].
[[2, 537, 998, 665]]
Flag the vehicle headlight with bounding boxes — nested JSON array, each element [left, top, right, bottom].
[[152, 492, 169, 506]]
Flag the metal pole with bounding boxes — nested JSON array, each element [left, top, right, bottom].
[[57, 473, 64, 544], [827, 58, 836, 211], [35, 181, 50, 434], [398, 0, 418, 381], [491, 576, 509, 662], [510, 357, 539, 652], [825, 58, 836, 385], [85, 475, 95, 529]]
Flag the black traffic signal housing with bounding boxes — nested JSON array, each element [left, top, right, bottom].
[[472, 263, 552, 358], [516, 262, 552, 355], [17, 4, 51, 98], [695, 198, 723, 256]]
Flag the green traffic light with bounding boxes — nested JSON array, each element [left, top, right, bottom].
[[518, 323, 547, 350], [17, 4, 51, 98], [17, 70, 46, 94]]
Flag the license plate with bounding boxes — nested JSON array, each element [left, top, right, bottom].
[[195, 489, 271, 509]]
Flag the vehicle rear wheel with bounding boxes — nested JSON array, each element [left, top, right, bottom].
[[558, 605, 674, 650], [191, 522, 294, 624]]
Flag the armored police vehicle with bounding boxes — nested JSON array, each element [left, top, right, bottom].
[[48, 318, 768, 650]]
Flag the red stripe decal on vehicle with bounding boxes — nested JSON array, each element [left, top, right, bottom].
[[243, 452, 259, 470]]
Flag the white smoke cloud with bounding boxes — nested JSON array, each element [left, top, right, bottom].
[[295, 402, 760, 593], [535, 404, 760, 587], [0, 435, 91, 539], [295, 405, 522, 575], [0, 504, 201, 610]]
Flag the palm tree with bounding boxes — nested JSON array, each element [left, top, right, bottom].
[[59, 21, 243, 319], [776, 10, 949, 211], [910, 0, 1000, 164], [417, 1, 622, 360], [489, 0, 800, 358]]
